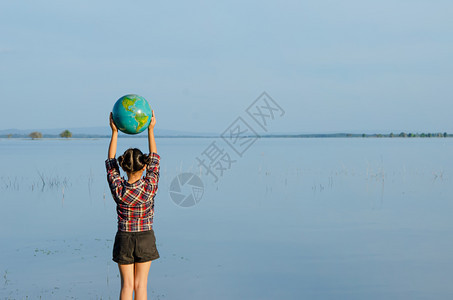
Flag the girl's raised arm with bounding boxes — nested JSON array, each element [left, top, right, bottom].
[[148, 110, 157, 154], [108, 112, 118, 159]]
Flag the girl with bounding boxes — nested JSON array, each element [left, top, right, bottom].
[[106, 111, 160, 300]]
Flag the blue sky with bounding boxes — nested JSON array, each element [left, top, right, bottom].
[[1, 0, 452, 133]]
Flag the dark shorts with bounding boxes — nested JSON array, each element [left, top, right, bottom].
[[112, 229, 160, 264]]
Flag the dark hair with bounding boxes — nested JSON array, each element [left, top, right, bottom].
[[117, 148, 151, 173]]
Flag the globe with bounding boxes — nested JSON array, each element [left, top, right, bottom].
[[112, 94, 152, 135]]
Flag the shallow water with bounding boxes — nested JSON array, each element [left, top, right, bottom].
[[1, 137, 452, 299]]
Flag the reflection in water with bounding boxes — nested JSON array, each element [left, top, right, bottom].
[[0, 138, 453, 299]]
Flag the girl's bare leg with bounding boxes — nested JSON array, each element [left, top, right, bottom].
[[118, 263, 135, 300], [134, 261, 152, 300]]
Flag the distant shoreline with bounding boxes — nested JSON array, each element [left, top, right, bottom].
[[1, 132, 451, 139]]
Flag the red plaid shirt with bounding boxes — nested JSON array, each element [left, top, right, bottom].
[[105, 152, 160, 232]]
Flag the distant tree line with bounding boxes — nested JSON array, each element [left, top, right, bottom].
[[362, 132, 448, 138], [24, 129, 73, 139], [361, 132, 448, 138], [1, 130, 451, 139]]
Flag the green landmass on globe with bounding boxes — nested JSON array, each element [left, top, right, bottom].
[[112, 94, 152, 135], [121, 98, 149, 131]]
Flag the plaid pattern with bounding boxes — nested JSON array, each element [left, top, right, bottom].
[[105, 152, 160, 232]]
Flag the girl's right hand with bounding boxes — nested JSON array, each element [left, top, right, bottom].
[[109, 112, 118, 132]]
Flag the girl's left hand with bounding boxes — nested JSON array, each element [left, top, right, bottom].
[[149, 110, 156, 130], [109, 112, 118, 132]]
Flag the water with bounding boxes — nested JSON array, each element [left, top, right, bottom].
[[1, 137, 452, 299]]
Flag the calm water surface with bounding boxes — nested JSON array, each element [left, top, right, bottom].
[[1, 137, 452, 299]]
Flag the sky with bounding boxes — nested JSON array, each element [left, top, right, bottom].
[[1, 0, 452, 134]]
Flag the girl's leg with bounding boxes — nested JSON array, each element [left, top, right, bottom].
[[134, 261, 152, 300], [118, 263, 135, 300]]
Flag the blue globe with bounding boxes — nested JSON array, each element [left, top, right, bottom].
[[112, 94, 152, 135]]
